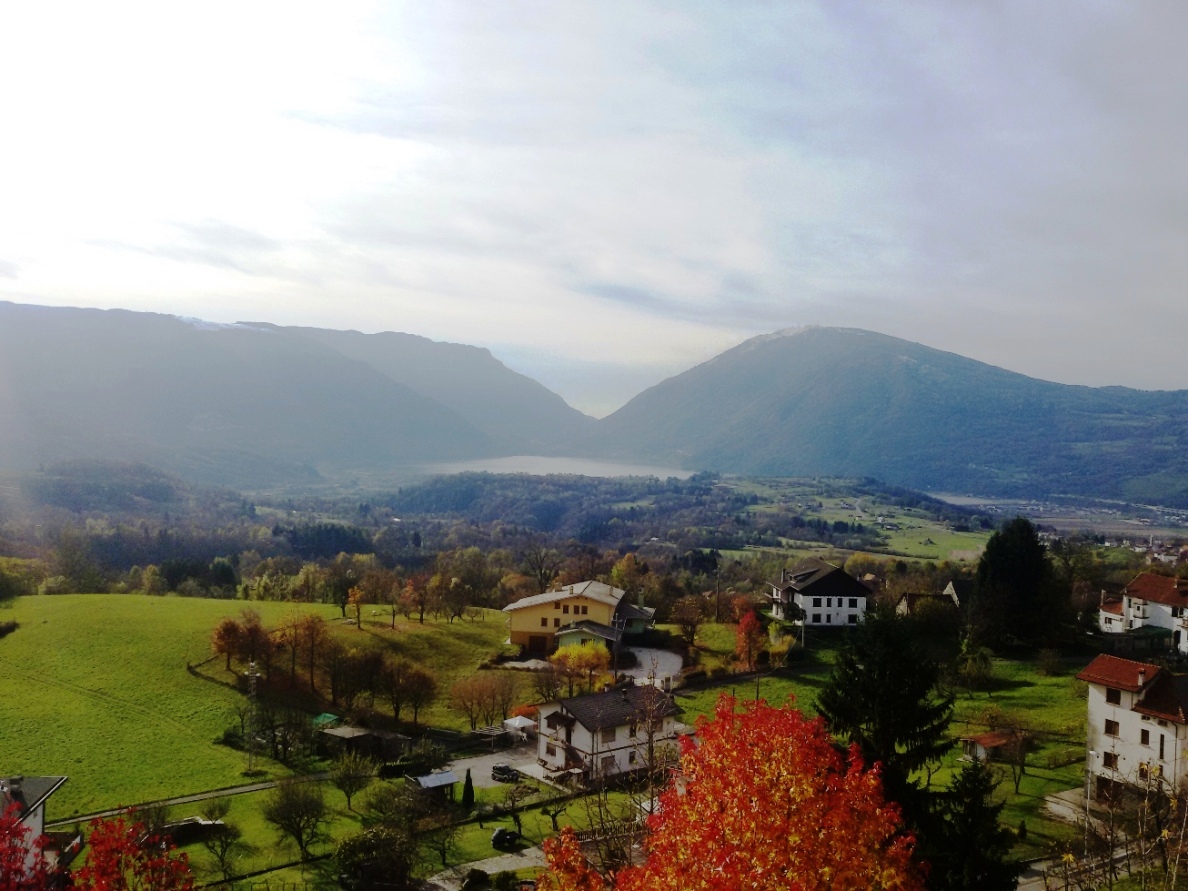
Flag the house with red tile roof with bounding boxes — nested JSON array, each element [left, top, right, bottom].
[[1077, 654, 1188, 800], [1098, 572, 1188, 653]]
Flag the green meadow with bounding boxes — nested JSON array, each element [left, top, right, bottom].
[[0, 594, 519, 818]]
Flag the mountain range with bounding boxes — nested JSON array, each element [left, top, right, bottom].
[[3, 302, 1187, 504]]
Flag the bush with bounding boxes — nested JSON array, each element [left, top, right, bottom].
[[1037, 648, 1063, 676], [0, 620, 18, 639], [461, 868, 491, 890], [492, 871, 520, 891]]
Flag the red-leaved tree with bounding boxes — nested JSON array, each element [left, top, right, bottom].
[[735, 609, 766, 671], [539, 696, 924, 891], [72, 812, 194, 891], [1, 802, 56, 891]]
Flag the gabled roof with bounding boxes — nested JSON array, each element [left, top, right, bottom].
[[556, 620, 622, 644], [0, 776, 67, 823], [615, 600, 655, 624], [1133, 673, 1188, 724], [558, 685, 679, 733], [413, 771, 458, 789], [1125, 573, 1188, 608], [1100, 599, 1123, 616], [769, 558, 868, 598], [1076, 654, 1161, 693], [504, 580, 625, 612], [961, 730, 1014, 749]]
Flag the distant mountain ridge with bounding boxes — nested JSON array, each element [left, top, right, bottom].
[[0, 302, 591, 487], [592, 327, 1188, 504], [5, 302, 1188, 503]]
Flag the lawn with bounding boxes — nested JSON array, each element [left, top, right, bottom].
[[0, 594, 521, 818]]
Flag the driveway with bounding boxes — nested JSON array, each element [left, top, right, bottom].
[[425, 845, 546, 890], [448, 741, 539, 789], [620, 647, 683, 686]]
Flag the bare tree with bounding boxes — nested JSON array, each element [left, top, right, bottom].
[[199, 798, 243, 882], [262, 779, 328, 860], [330, 750, 376, 811]]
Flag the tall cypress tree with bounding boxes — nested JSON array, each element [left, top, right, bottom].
[[816, 608, 953, 828], [461, 767, 475, 810]]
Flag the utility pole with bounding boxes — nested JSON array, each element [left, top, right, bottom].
[[246, 660, 261, 774]]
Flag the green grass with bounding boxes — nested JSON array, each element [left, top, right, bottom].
[[0, 595, 520, 817]]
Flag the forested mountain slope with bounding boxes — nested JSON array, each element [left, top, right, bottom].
[[591, 327, 1188, 504]]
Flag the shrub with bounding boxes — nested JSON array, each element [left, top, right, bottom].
[[0, 620, 18, 639], [492, 871, 520, 891], [462, 867, 491, 889], [1037, 648, 1063, 676]]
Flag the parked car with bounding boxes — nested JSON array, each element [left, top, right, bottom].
[[491, 763, 520, 783], [491, 827, 520, 849]]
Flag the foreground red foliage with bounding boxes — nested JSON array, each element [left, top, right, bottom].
[[0, 803, 56, 891], [71, 813, 194, 891], [539, 696, 924, 891]]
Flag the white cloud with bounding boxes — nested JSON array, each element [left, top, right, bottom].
[[2, 1, 1188, 412]]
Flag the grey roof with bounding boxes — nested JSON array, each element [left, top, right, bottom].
[[615, 600, 656, 624], [556, 620, 622, 644], [320, 726, 373, 740], [558, 685, 680, 733], [413, 771, 458, 789], [770, 558, 869, 598], [0, 776, 67, 823], [504, 580, 625, 612]]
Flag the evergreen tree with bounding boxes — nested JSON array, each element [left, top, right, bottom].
[[926, 760, 1022, 891], [972, 516, 1060, 645], [462, 767, 475, 810], [816, 609, 953, 827]]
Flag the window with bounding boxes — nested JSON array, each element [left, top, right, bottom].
[[1103, 752, 1119, 769], [1106, 688, 1122, 705], [812, 598, 821, 607], [629, 723, 638, 738], [848, 615, 858, 625], [563, 604, 569, 614], [541, 617, 548, 627], [1142, 729, 1151, 745], [826, 598, 832, 608], [554, 618, 561, 628], [581, 605, 588, 615], [546, 744, 557, 756], [601, 755, 616, 774], [1105, 719, 1120, 737], [1161, 735, 1166, 760], [812, 613, 821, 623], [555, 602, 561, 609], [628, 751, 638, 765], [849, 598, 858, 608], [601, 727, 616, 744]]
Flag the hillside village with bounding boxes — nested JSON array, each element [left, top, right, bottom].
[[8, 480, 1188, 890]]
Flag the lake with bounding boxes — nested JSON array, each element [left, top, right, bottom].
[[422, 455, 694, 479]]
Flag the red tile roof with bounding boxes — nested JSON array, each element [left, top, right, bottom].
[[961, 730, 1014, 749], [1100, 599, 1123, 616], [1125, 573, 1188, 608], [1133, 673, 1188, 724], [1076, 654, 1161, 693]]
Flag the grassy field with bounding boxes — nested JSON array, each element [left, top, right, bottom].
[[0, 594, 520, 817]]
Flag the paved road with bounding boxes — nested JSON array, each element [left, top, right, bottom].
[[425, 846, 546, 890], [45, 773, 328, 829]]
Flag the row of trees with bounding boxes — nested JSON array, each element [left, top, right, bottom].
[[210, 610, 438, 721]]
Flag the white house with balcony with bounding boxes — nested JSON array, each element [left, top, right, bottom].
[[536, 685, 680, 783], [1077, 654, 1188, 801], [1098, 573, 1188, 653]]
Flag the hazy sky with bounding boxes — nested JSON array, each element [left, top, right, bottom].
[[3, 2, 1187, 416]]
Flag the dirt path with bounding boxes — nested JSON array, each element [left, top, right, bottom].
[[45, 773, 327, 828]]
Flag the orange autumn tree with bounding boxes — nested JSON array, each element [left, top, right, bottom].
[[539, 696, 924, 891]]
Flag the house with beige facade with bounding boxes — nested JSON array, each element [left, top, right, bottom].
[[503, 580, 654, 655]]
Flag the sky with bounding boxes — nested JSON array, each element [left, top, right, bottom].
[[2, 2, 1187, 417]]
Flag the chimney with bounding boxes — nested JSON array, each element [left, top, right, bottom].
[[1139, 668, 1146, 688]]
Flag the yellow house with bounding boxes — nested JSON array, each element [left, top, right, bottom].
[[504, 580, 625, 655]]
